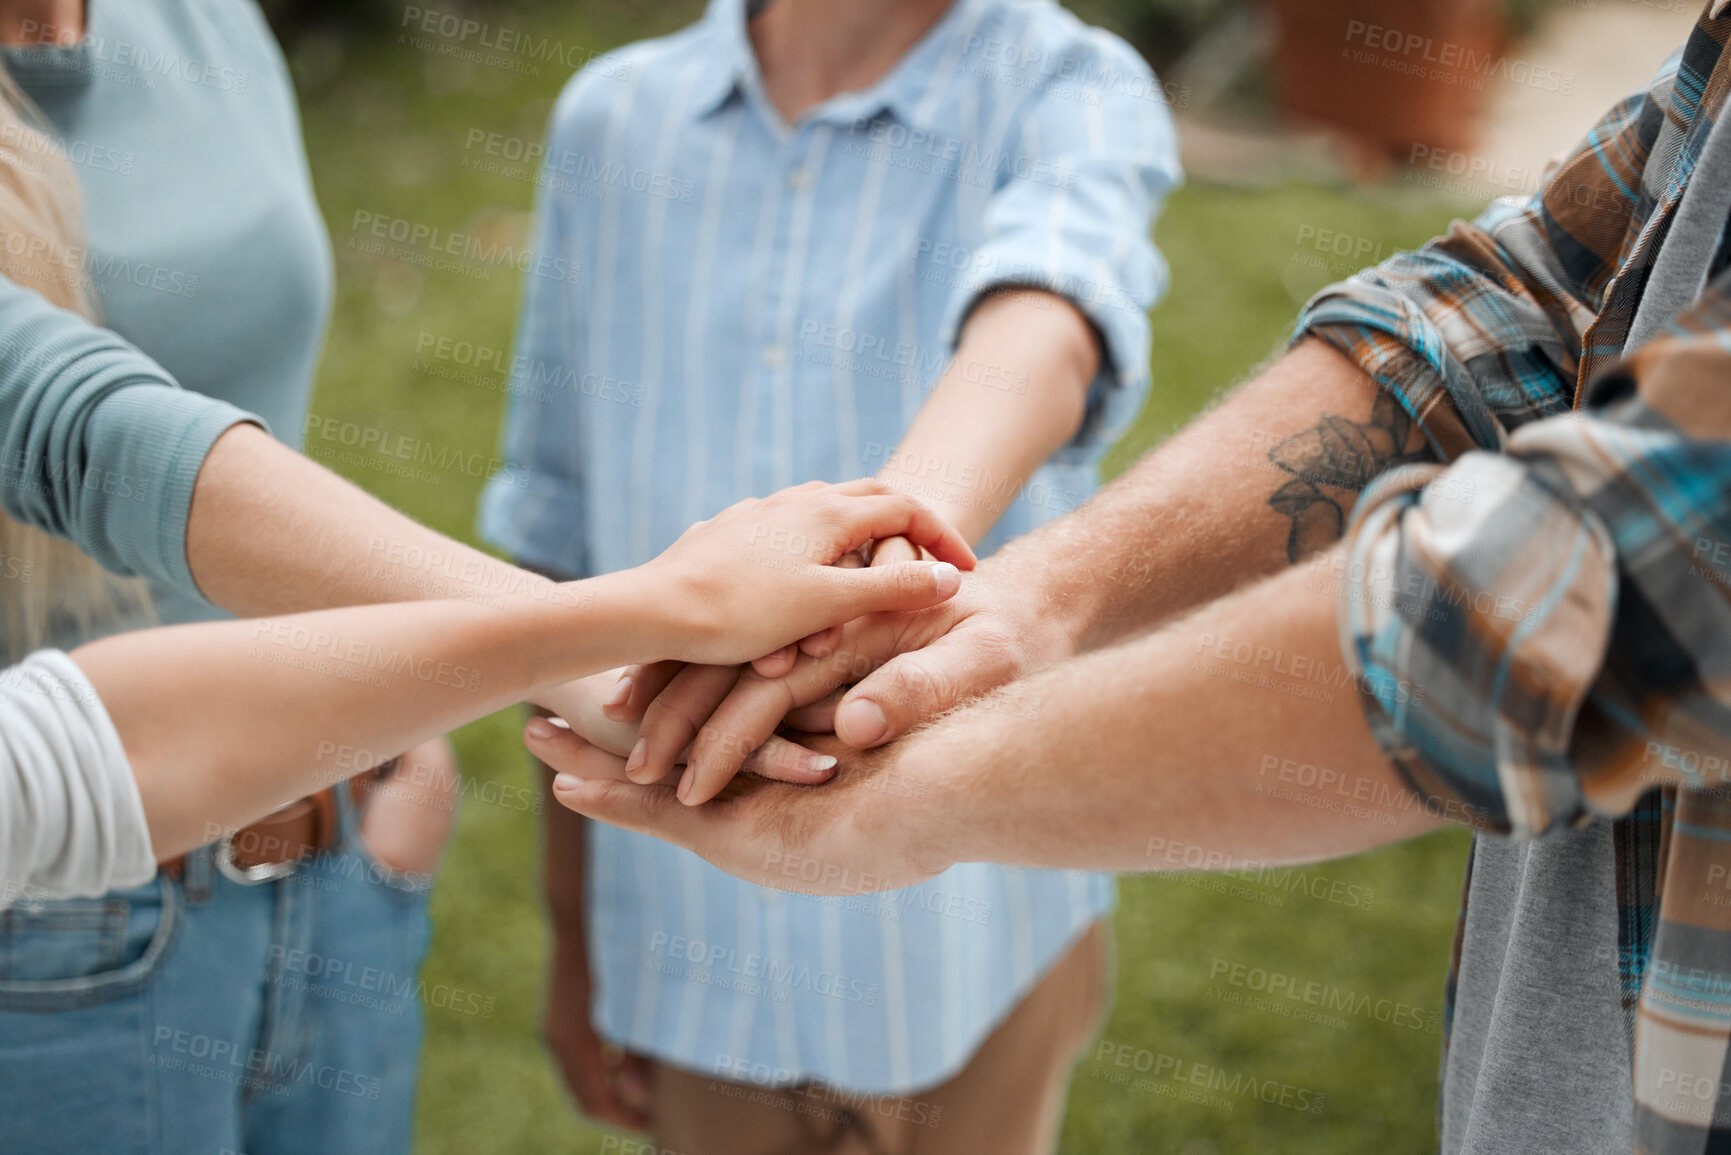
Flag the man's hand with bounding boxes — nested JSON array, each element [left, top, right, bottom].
[[528, 726, 950, 896], [549, 557, 1448, 884], [544, 932, 653, 1132]]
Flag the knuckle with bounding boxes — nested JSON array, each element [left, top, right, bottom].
[[973, 626, 1024, 678], [893, 653, 957, 709], [738, 669, 797, 712], [638, 701, 687, 741], [662, 697, 712, 734], [692, 722, 749, 764]]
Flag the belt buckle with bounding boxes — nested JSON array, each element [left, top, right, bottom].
[[213, 803, 302, 886]]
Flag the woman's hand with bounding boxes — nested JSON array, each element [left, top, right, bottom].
[[635, 479, 975, 666]]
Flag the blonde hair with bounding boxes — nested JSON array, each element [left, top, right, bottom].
[[0, 62, 152, 662]]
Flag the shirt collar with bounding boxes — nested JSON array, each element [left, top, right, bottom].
[[690, 0, 982, 135], [688, 0, 756, 119]]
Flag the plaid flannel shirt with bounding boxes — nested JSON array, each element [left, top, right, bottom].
[[1295, 4, 1731, 1148]]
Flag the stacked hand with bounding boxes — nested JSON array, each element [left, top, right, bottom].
[[528, 523, 1077, 889]]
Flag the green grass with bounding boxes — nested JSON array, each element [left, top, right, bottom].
[[290, 7, 1479, 1151]]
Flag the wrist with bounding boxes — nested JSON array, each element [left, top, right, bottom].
[[890, 730, 975, 876], [581, 568, 688, 668], [873, 472, 998, 546], [976, 546, 1079, 670]]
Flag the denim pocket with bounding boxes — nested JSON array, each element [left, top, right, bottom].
[[340, 781, 439, 908], [0, 877, 179, 1011]]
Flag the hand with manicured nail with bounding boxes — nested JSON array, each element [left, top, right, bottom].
[[528, 674, 839, 795]]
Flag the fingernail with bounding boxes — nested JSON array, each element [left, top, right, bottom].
[[837, 698, 887, 746], [808, 754, 838, 772], [623, 738, 649, 782], [552, 773, 584, 791], [928, 561, 961, 597], [525, 717, 558, 742], [603, 675, 633, 710], [676, 766, 694, 805]]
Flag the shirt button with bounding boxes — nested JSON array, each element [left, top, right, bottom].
[[762, 343, 788, 367], [788, 167, 813, 191]]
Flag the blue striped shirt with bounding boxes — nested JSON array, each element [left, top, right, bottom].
[[480, 0, 1179, 1092]]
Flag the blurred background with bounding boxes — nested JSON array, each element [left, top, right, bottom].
[[256, 0, 1697, 1150]]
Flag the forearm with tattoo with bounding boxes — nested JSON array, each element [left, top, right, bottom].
[[1265, 390, 1432, 563]]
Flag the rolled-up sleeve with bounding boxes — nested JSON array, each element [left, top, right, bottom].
[[1295, 205, 1589, 460], [1282, 69, 1703, 836], [1292, 76, 1660, 461], [0, 275, 260, 594], [941, 31, 1182, 463], [1337, 278, 1731, 838]]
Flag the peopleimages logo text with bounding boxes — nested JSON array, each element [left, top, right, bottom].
[[1342, 19, 1574, 95]]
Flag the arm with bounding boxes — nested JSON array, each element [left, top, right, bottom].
[[725, 62, 1653, 751], [537, 262, 1731, 889], [0, 277, 608, 731], [875, 290, 1097, 542], [658, 339, 1408, 756], [534, 739, 652, 1130], [79, 592, 624, 858], [0, 275, 257, 595], [73, 478, 973, 859], [531, 552, 1450, 891], [186, 423, 553, 616]]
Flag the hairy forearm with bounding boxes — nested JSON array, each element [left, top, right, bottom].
[[74, 574, 650, 857], [997, 339, 1423, 655], [907, 556, 1446, 873], [879, 290, 1096, 542], [187, 424, 554, 616]]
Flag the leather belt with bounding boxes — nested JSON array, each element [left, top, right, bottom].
[[161, 759, 398, 886]]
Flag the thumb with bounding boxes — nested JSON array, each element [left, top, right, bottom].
[[834, 628, 1018, 747], [823, 560, 961, 617]]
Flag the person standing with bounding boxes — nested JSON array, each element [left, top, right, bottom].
[[480, 0, 1179, 1148], [0, 3, 451, 1151]]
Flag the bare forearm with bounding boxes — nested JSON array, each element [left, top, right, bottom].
[[73, 574, 651, 857], [998, 339, 1421, 654], [910, 557, 1446, 873], [880, 290, 1096, 542], [186, 424, 552, 616], [541, 755, 590, 932]]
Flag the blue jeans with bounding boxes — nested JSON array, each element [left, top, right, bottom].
[[0, 783, 432, 1154]]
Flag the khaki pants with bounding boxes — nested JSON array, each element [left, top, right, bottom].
[[646, 921, 1111, 1155]]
